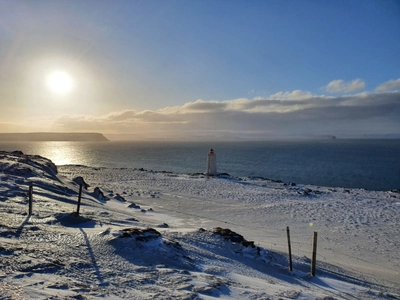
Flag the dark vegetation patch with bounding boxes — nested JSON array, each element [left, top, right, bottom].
[[212, 227, 255, 248], [118, 227, 161, 242]]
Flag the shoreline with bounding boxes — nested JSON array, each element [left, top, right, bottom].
[[58, 163, 400, 193], [1, 139, 399, 191]]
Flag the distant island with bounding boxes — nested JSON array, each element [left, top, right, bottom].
[[0, 132, 109, 142], [319, 135, 337, 140]]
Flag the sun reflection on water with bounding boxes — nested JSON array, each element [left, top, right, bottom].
[[26, 142, 85, 165]]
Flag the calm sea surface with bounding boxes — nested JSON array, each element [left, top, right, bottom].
[[1, 140, 399, 191]]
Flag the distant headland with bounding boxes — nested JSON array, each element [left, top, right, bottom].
[[0, 132, 109, 142]]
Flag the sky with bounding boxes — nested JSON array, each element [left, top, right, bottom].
[[0, 0, 399, 140]]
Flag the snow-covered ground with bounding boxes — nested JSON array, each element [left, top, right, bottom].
[[0, 150, 399, 299]]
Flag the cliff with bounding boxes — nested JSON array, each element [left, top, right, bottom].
[[0, 132, 109, 142]]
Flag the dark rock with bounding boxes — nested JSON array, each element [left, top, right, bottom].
[[249, 176, 265, 180], [272, 179, 283, 183], [114, 193, 126, 201], [218, 173, 230, 177], [128, 202, 140, 209], [92, 187, 108, 200], [188, 172, 204, 176], [157, 223, 169, 228]]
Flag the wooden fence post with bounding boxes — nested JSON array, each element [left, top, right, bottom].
[[286, 226, 293, 271], [76, 183, 82, 215], [28, 184, 33, 215], [311, 231, 318, 276]]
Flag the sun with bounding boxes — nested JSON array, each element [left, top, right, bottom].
[[46, 71, 74, 95]]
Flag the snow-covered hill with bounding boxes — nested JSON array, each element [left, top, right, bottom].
[[0, 151, 399, 299]]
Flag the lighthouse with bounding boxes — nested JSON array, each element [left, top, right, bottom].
[[206, 148, 217, 176]]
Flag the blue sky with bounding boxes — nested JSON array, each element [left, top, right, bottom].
[[0, 0, 399, 139]]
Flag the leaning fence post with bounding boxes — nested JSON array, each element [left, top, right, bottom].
[[311, 231, 318, 276], [286, 226, 293, 271], [28, 184, 33, 215], [76, 183, 83, 215]]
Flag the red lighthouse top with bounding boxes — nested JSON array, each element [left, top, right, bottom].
[[209, 149, 214, 155]]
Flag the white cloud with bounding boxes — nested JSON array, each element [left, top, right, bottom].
[[324, 79, 366, 93], [2, 89, 398, 139], [375, 78, 400, 92], [44, 91, 400, 140], [268, 90, 315, 100]]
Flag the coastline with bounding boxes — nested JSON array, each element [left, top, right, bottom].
[[0, 132, 109, 142], [0, 139, 399, 191]]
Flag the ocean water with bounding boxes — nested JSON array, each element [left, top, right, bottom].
[[1, 139, 399, 191]]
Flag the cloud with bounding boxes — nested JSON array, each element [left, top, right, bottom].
[[180, 99, 227, 112], [46, 91, 400, 140], [268, 90, 315, 100], [375, 78, 400, 92], [324, 79, 366, 93]]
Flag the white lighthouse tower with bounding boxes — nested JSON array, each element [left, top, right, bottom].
[[206, 148, 217, 176]]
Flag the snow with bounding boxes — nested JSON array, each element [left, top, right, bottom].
[[0, 150, 399, 299]]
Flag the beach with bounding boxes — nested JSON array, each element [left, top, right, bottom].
[[0, 151, 399, 299]]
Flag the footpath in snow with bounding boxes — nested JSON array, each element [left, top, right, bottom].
[[0, 150, 399, 299]]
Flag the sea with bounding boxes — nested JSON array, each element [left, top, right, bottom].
[[1, 139, 399, 191]]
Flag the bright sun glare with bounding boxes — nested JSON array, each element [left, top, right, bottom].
[[46, 71, 74, 95]]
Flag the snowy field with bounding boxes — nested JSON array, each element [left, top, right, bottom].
[[0, 150, 399, 299]]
